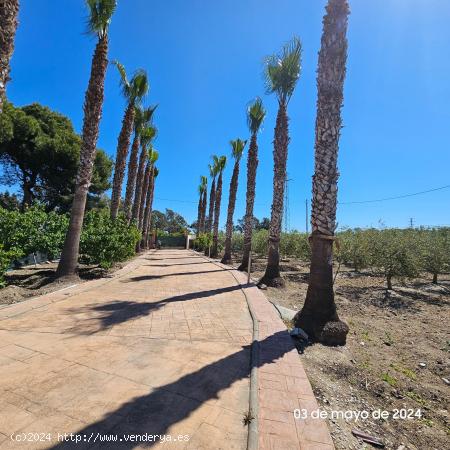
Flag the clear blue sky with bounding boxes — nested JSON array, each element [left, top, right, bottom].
[[7, 0, 450, 230]]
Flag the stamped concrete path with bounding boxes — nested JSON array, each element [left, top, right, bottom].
[[0, 249, 332, 450]]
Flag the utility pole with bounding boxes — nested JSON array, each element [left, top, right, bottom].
[[305, 199, 309, 234], [409, 217, 414, 228]]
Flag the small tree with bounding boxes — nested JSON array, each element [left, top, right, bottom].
[[418, 227, 450, 284]]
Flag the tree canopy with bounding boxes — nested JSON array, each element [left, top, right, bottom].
[[0, 102, 112, 211], [152, 208, 189, 234]]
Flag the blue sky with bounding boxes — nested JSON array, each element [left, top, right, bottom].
[[6, 0, 450, 230]]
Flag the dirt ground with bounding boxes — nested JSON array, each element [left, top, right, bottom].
[[0, 261, 124, 306], [233, 253, 450, 450]]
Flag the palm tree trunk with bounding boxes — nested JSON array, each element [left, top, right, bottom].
[[110, 103, 135, 219], [131, 142, 147, 223], [144, 173, 156, 248], [138, 162, 151, 231], [201, 190, 207, 232], [239, 133, 258, 271], [211, 172, 223, 258], [205, 178, 215, 255], [221, 161, 240, 264], [207, 178, 216, 233], [260, 102, 289, 287], [196, 192, 202, 237], [294, 0, 350, 346], [141, 167, 154, 249], [0, 0, 19, 114], [57, 36, 109, 278], [123, 133, 140, 221]]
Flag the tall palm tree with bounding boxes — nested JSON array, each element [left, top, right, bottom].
[[132, 125, 157, 223], [206, 157, 219, 234], [123, 105, 157, 221], [110, 62, 149, 219], [0, 0, 19, 113], [144, 166, 159, 248], [294, 0, 350, 346], [199, 176, 208, 233], [211, 155, 226, 258], [238, 98, 266, 271], [196, 176, 207, 237], [221, 139, 246, 264], [260, 37, 302, 287], [57, 0, 116, 278], [141, 150, 159, 249]]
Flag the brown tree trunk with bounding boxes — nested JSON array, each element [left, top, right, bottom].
[[21, 173, 35, 211], [387, 274, 393, 290], [196, 191, 202, 238], [294, 0, 350, 346], [138, 162, 151, 231], [211, 172, 223, 258], [221, 160, 240, 264], [141, 167, 154, 250], [0, 0, 19, 114], [110, 104, 135, 219], [239, 133, 258, 271], [123, 133, 140, 221], [144, 173, 156, 248], [205, 178, 216, 255], [131, 142, 147, 223], [432, 272, 438, 284], [57, 36, 109, 278], [260, 102, 289, 287]]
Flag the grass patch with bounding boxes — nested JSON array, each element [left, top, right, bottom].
[[390, 363, 417, 380], [405, 390, 427, 406], [381, 372, 397, 387]]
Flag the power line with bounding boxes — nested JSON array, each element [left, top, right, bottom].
[[340, 184, 450, 205]]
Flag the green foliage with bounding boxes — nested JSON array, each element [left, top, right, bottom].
[[229, 139, 247, 161], [280, 231, 311, 260], [151, 209, 189, 234], [265, 37, 302, 104], [417, 227, 450, 282], [336, 228, 371, 271], [112, 61, 149, 105], [194, 232, 213, 251], [0, 205, 68, 259], [0, 102, 112, 211], [0, 245, 22, 287], [247, 97, 266, 135], [252, 229, 269, 255], [79, 211, 140, 269], [86, 0, 117, 38]]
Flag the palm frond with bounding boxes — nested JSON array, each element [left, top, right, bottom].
[[140, 125, 157, 147], [86, 0, 117, 38], [217, 155, 227, 172], [264, 36, 302, 104], [134, 105, 157, 133], [247, 97, 266, 134], [111, 60, 131, 98], [201, 175, 208, 188], [148, 147, 159, 165], [230, 139, 247, 161], [129, 69, 149, 104], [153, 167, 159, 178]]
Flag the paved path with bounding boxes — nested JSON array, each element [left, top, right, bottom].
[[0, 250, 332, 450]]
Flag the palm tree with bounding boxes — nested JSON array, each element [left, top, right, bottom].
[[141, 150, 159, 250], [199, 176, 208, 233], [238, 98, 266, 271], [123, 105, 157, 221], [0, 0, 19, 113], [260, 37, 302, 287], [196, 176, 207, 237], [132, 125, 157, 223], [144, 166, 159, 248], [221, 139, 246, 264], [206, 157, 219, 234], [57, 0, 116, 278], [211, 155, 226, 258], [110, 61, 149, 219], [294, 0, 350, 346]]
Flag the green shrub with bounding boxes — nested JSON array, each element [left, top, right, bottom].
[[194, 232, 213, 251], [79, 211, 140, 269], [0, 244, 22, 287], [252, 229, 269, 255], [336, 228, 372, 271], [417, 227, 450, 283]]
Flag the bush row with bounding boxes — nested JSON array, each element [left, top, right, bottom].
[[0, 206, 140, 285]]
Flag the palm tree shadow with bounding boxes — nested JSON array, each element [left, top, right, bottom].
[[48, 331, 295, 449], [121, 269, 231, 283], [67, 284, 244, 333]]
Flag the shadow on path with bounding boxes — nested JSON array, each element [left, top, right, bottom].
[[69, 284, 243, 332], [48, 331, 295, 449], [121, 269, 231, 283]]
